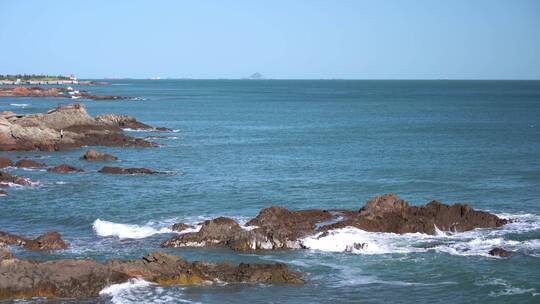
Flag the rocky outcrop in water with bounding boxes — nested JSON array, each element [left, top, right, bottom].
[[0, 231, 68, 251], [98, 166, 161, 175], [0, 104, 155, 151], [0, 157, 12, 168], [80, 149, 118, 161], [15, 159, 46, 168], [0, 252, 303, 300], [96, 114, 172, 131], [0, 190, 7, 197], [162, 194, 508, 251], [0, 171, 32, 187], [489, 247, 513, 258], [171, 223, 192, 232], [0, 86, 128, 100], [47, 164, 84, 173]]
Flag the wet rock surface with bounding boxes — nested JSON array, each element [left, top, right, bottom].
[[163, 194, 509, 251], [80, 149, 118, 161], [0, 157, 12, 168], [98, 166, 161, 175], [0, 104, 155, 151], [0, 171, 32, 187], [0, 86, 128, 100], [96, 114, 171, 131], [47, 164, 84, 173], [489, 247, 513, 258], [0, 231, 68, 251], [171, 223, 192, 232], [0, 190, 7, 197], [0, 252, 303, 300], [15, 159, 46, 168]]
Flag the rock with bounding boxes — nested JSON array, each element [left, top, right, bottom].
[[47, 164, 84, 173], [0, 104, 154, 151], [0, 252, 303, 300], [80, 149, 117, 161], [98, 166, 160, 175], [322, 194, 508, 235], [0, 231, 68, 251], [344, 243, 367, 252], [0, 86, 128, 100], [171, 223, 192, 232], [15, 159, 46, 168], [489, 247, 513, 258], [162, 194, 509, 252], [95, 114, 153, 130], [22, 231, 69, 251], [0, 245, 13, 260], [0, 157, 13, 168], [0, 171, 32, 187], [0, 190, 7, 197], [162, 208, 333, 251]]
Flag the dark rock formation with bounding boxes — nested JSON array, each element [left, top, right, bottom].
[[0, 104, 154, 151], [163, 194, 509, 252], [489, 247, 513, 258], [0, 171, 32, 187], [0, 252, 303, 300], [323, 194, 508, 234], [80, 149, 118, 161], [0, 157, 12, 169], [0, 190, 7, 197], [47, 164, 84, 173], [98, 166, 160, 175], [15, 159, 46, 168], [171, 223, 192, 232], [0, 231, 68, 251], [95, 114, 153, 130], [0, 86, 128, 100]]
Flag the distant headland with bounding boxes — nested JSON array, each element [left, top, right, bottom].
[[0, 74, 107, 86]]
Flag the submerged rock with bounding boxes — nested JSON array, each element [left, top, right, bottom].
[[489, 247, 513, 258], [0, 171, 32, 187], [47, 164, 84, 173], [163, 194, 509, 252], [0, 104, 154, 151], [171, 223, 192, 232], [0, 252, 303, 300], [15, 159, 46, 168], [80, 149, 118, 161], [0, 190, 7, 197], [0, 231, 68, 251], [98, 166, 160, 175], [0, 157, 13, 169]]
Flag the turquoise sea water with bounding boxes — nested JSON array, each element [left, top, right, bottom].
[[1, 80, 539, 303]]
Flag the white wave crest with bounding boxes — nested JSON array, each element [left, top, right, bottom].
[[93, 218, 201, 239], [300, 212, 540, 257], [100, 279, 153, 304], [10, 103, 30, 107]]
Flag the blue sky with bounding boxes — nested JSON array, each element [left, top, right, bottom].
[[1, 0, 539, 79]]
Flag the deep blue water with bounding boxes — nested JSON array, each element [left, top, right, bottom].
[[1, 80, 539, 303]]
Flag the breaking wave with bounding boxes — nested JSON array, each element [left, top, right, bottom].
[[300, 212, 540, 257], [93, 219, 200, 239]]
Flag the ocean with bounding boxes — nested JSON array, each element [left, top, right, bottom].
[[1, 80, 539, 303]]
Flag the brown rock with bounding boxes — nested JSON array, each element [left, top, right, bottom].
[[171, 223, 192, 232], [0, 171, 32, 187], [0, 157, 13, 169], [80, 149, 117, 161], [15, 159, 46, 168], [489, 247, 513, 258], [22, 231, 69, 251], [95, 114, 153, 130], [47, 164, 84, 173], [98, 166, 160, 175], [0, 245, 13, 260], [0, 252, 303, 301]]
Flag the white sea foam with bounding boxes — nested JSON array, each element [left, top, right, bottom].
[[93, 218, 201, 239], [10, 103, 30, 107], [300, 212, 540, 257], [100, 279, 152, 303], [100, 279, 198, 304]]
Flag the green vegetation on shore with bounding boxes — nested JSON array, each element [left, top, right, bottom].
[[0, 74, 71, 81]]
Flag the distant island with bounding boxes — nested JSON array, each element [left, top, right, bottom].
[[244, 72, 264, 80]]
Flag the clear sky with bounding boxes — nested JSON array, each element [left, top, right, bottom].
[[1, 0, 539, 79]]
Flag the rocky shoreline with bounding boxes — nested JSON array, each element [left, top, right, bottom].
[[0, 86, 128, 100], [0, 252, 303, 300], [0, 104, 156, 151], [162, 194, 509, 252]]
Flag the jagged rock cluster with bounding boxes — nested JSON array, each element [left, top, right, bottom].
[[162, 194, 508, 251]]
